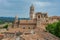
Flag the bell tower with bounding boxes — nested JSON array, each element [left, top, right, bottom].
[[12, 15, 18, 28], [30, 4, 35, 20], [14, 15, 18, 23], [36, 13, 42, 28]]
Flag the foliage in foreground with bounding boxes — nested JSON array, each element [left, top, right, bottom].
[[46, 21, 60, 38]]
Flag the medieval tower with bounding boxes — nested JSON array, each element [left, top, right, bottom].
[[12, 15, 18, 28], [30, 4, 35, 20]]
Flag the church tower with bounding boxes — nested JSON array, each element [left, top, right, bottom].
[[14, 15, 18, 23], [12, 15, 19, 28], [36, 13, 42, 28], [30, 4, 35, 20]]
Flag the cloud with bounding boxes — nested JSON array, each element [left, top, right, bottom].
[[0, 0, 21, 11], [0, 0, 3, 3], [0, 0, 12, 7], [0, 0, 59, 17], [33, 1, 52, 8]]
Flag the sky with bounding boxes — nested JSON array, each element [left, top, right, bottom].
[[0, 0, 60, 18]]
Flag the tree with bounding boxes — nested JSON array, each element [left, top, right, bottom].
[[54, 21, 60, 37], [3, 24, 8, 30], [0, 20, 4, 24], [46, 21, 60, 38]]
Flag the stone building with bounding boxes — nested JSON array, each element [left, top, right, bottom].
[[12, 4, 60, 30], [1, 4, 60, 40]]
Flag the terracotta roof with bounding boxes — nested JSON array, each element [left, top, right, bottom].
[[0, 34, 4, 37], [50, 16, 60, 19]]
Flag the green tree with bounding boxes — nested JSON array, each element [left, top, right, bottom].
[[0, 20, 4, 24], [54, 21, 60, 37], [3, 24, 8, 30], [46, 21, 60, 38]]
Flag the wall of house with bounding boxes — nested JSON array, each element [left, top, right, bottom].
[[19, 24, 36, 29]]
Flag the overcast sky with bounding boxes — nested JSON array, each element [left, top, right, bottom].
[[0, 0, 60, 18]]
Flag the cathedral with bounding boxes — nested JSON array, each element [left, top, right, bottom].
[[1, 4, 60, 40], [12, 4, 59, 30]]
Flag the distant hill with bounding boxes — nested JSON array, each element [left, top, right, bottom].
[[0, 17, 30, 24]]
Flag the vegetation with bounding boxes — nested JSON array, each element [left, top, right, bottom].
[[0, 17, 14, 23], [3, 24, 8, 30], [46, 21, 60, 38], [0, 20, 5, 24]]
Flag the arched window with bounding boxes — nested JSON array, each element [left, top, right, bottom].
[[46, 20, 48, 22], [28, 27, 30, 29], [23, 26, 25, 29], [38, 15, 40, 18]]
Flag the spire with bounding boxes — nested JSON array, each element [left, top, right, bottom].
[[30, 4, 35, 20], [30, 4, 34, 8], [30, 4, 34, 9], [30, 4, 34, 12]]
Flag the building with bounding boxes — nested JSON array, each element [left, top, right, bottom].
[[1, 4, 60, 40], [12, 4, 59, 30]]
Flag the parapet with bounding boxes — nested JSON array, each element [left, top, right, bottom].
[[19, 20, 36, 25]]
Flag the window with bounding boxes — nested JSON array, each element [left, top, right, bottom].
[[23, 26, 25, 29], [28, 27, 30, 29], [33, 27, 35, 29], [46, 20, 48, 22], [38, 15, 40, 18]]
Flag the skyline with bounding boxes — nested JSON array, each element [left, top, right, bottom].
[[0, 0, 60, 18]]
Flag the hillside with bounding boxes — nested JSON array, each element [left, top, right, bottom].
[[0, 17, 29, 24]]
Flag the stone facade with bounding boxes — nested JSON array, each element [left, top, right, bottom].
[[12, 4, 60, 30]]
